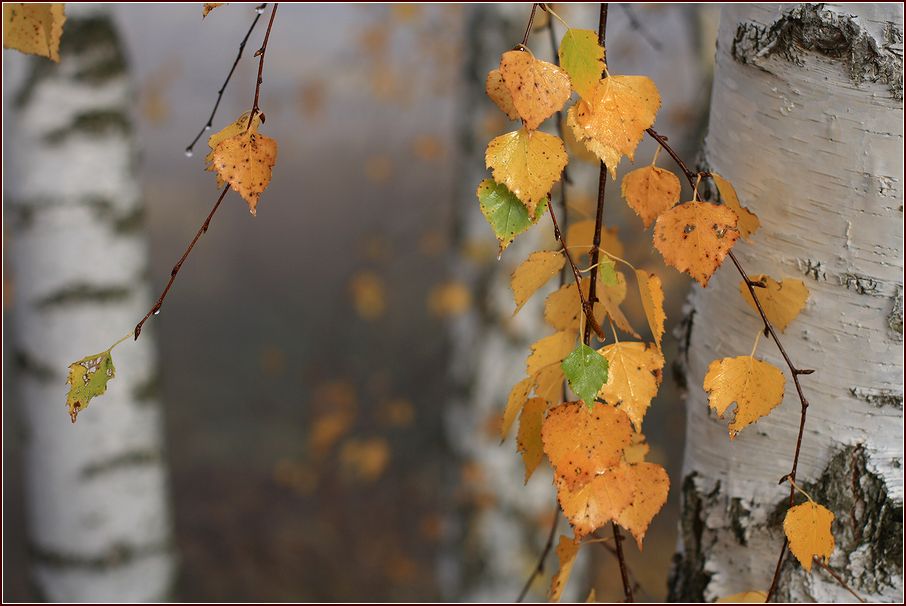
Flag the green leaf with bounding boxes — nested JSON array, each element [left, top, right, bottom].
[[561, 343, 609, 407], [558, 29, 605, 99], [598, 256, 618, 286], [477, 179, 547, 253], [66, 349, 116, 423]]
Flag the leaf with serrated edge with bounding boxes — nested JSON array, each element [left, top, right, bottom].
[[542, 402, 632, 491], [558, 29, 604, 99], [66, 349, 116, 423], [739, 274, 809, 332], [206, 111, 262, 183], [517, 397, 547, 482], [485, 68, 519, 120], [555, 463, 635, 539], [501, 377, 534, 440], [549, 535, 581, 602], [783, 502, 835, 571], [486, 128, 567, 215], [598, 342, 664, 431], [636, 270, 665, 350], [621, 166, 681, 228], [653, 202, 740, 287], [512, 251, 565, 314], [499, 49, 571, 130], [527, 331, 576, 377], [210, 127, 277, 215], [615, 462, 669, 548], [704, 356, 785, 437], [476, 179, 547, 253], [562, 343, 609, 406], [712, 172, 760, 240], [2, 3, 65, 62]]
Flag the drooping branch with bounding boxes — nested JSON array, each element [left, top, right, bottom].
[[516, 499, 560, 602], [644, 127, 817, 603], [246, 2, 279, 129], [185, 3, 268, 155]]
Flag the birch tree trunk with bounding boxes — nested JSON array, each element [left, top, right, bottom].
[[6, 6, 175, 601], [670, 4, 903, 602]]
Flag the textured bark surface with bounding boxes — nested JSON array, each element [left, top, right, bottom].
[[6, 6, 175, 601], [671, 3, 903, 602]]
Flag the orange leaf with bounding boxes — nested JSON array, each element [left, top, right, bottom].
[[597, 342, 664, 431], [485, 68, 519, 120], [783, 501, 835, 571], [739, 274, 809, 332], [499, 49, 571, 131], [549, 535, 581, 602], [712, 172, 760, 240], [653, 202, 740, 287], [621, 165, 681, 228], [704, 355, 786, 437], [501, 377, 534, 440], [615, 462, 669, 548], [555, 463, 635, 539], [541, 402, 632, 491], [636, 270, 665, 350], [517, 397, 548, 483]]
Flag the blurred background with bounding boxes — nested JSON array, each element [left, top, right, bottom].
[[3, 3, 718, 601]]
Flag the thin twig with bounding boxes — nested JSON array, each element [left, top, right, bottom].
[[592, 532, 645, 598], [813, 558, 866, 603], [185, 4, 268, 154], [134, 185, 230, 339], [520, 3, 539, 47], [516, 504, 560, 602], [616, 4, 662, 52], [247, 3, 279, 129], [644, 127, 816, 603]]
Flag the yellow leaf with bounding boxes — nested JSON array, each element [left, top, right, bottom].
[[206, 111, 262, 180], [712, 172, 760, 240], [599, 272, 639, 338], [544, 281, 586, 332], [526, 331, 576, 377], [210, 129, 278, 215], [517, 397, 547, 483], [623, 431, 650, 464], [621, 166, 681, 228], [485, 68, 519, 120], [783, 501, 835, 571], [565, 220, 624, 258], [555, 463, 635, 539], [501, 377, 535, 440], [2, 3, 65, 62], [636, 270, 665, 350], [511, 250, 566, 314], [598, 342, 664, 431], [499, 49, 571, 131], [534, 364, 566, 403], [653, 202, 740, 287], [717, 591, 768, 603], [739, 275, 809, 332], [542, 402, 632, 491], [202, 3, 225, 17], [549, 535, 581, 602], [563, 116, 600, 164], [704, 356, 785, 437], [486, 128, 567, 215], [615, 462, 669, 548], [567, 76, 660, 178]]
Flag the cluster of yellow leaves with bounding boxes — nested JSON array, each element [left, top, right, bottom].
[[207, 112, 278, 215], [2, 3, 65, 63]]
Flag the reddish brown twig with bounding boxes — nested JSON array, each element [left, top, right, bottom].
[[246, 3, 279, 129], [644, 127, 816, 603], [814, 558, 866, 603], [520, 3, 539, 47], [185, 3, 268, 154]]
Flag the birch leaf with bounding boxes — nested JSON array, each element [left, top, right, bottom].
[[599, 272, 639, 338], [558, 28, 605, 99], [623, 431, 650, 464], [544, 281, 586, 332], [549, 535, 581, 602], [621, 166, 681, 228], [511, 250, 566, 314], [65, 349, 116, 423], [499, 49, 571, 130], [202, 3, 225, 17], [534, 364, 565, 404], [717, 591, 768, 603], [567, 75, 660, 178], [561, 343, 609, 407], [636, 270, 665, 350], [210, 124, 278, 215], [486, 128, 567, 215], [2, 3, 65, 62], [555, 463, 634, 539], [566, 220, 624, 258], [517, 397, 548, 482], [526, 331, 576, 377], [704, 356, 785, 437], [712, 172, 760, 240], [739, 275, 809, 332], [206, 111, 262, 180], [501, 377, 535, 440], [653, 201, 740, 287], [615, 461, 669, 548], [485, 68, 519, 120], [542, 402, 632, 491], [598, 342, 664, 431], [784, 502, 835, 571], [476, 179, 547, 253], [598, 256, 618, 287]]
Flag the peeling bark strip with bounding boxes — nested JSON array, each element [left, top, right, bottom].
[[8, 5, 175, 601], [732, 3, 904, 100], [673, 3, 903, 602]]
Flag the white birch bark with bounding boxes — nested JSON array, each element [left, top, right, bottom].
[[442, 4, 715, 600], [6, 6, 175, 601], [671, 4, 903, 602]]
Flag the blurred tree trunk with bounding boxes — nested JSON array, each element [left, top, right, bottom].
[[671, 4, 903, 602], [7, 6, 175, 601]]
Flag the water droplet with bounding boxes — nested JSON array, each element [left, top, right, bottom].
[[153, 309, 161, 316], [204, 125, 211, 131], [255, 6, 265, 14], [184, 149, 194, 158]]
